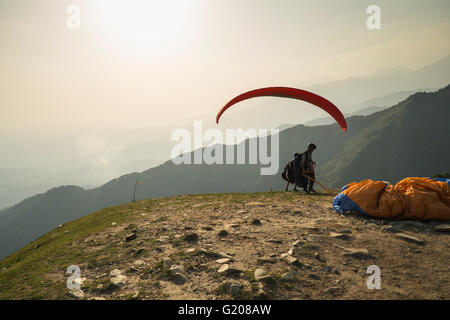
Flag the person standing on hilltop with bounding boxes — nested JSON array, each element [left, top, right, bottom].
[[300, 143, 317, 194]]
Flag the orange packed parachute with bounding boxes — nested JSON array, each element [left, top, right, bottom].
[[216, 87, 347, 131], [333, 177, 450, 221]]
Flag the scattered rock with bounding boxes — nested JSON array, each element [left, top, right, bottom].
[[163, 258, 172, 269], [258, 275, 278, 290], [281, 270, 296, 282], [314, 252, 326, 262], [343, 248, 373, 260], [221, 280, 243, 296], [218, 230, 229, 237], [186, 248, 196, 253], [225, 268, 243, 278], [284, 255, 305, 268], [293, 210, 303, 215], [308, 273, 321, 280], [88, 297, 106, 300], [127, 266, 139, 273], [69, 289, 85, 299], [266, 239, 283, 244], [133, 259, 145, 266], [184, 233, 199, 242], [254, 268, 267, 281], [337, 229, 352, 234], [125, 233, 137, 242], [252, 219, 262, 226], [236, 210, 248, 214], [381, 225, 400, 233], [434, 224, 450, 233], [396, 233, 426, 245], [172, 273, 189, 285], [217, 252, 233, 259], [330, 232, 351, 240], [170, 265, 184, 274], [216, 258, 231, 264], [292, 240, 304, 247], [110, 273, 128, 287], [324, 286, 343, 296], [218, 264, 230, 274]]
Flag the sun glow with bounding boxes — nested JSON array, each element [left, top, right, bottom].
[[93, 0, 193, 48]]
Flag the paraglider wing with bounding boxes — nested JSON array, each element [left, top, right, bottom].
[[216, 87, 347, 131]]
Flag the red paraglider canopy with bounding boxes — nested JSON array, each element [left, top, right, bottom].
[[216, 87, 347, 132]]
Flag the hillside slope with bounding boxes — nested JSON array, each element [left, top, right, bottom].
[[0, 85, 449, 260], [0, 192, 448, 300]]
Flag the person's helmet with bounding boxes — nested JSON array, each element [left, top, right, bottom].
[[308, 143, 317, 150]]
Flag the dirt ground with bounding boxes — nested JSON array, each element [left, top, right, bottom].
[[47, 191, 450, 300]]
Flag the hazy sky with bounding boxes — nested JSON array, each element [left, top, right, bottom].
[[1, 0, 449, 130]]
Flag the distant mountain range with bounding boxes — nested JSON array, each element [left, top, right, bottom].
[[1, 84, 449, 260], [302, 88, 436, 127]]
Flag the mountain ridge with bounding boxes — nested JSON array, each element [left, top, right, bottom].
[[0, 85, 449, 260]]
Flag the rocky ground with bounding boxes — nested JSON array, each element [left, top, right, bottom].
[[0, 191, 449, 300]]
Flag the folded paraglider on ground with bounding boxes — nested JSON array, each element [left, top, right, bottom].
[[333, 177, 450, 221]]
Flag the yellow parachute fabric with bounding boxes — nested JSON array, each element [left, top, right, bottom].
[[333, 177, 450, 221]]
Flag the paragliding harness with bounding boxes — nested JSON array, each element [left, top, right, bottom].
[[282, 153, 304, 185]]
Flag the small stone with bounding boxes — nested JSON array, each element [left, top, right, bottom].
[[280, 253, 289, 259], [314, 252, 325, 262], [252, 219, 262, 226], [236, 210, 248, 214], [293, 210, 302, 215], [221, 280, 242, 296], [184, 233, 199, 242], [186, 248, 196, 253], [170, 265, 184, 274], [267, 239, 282, 244], [343, 249, 373, 260], [226, 268, 243, 278], [284, 255, 304, 268], [330, 232, 350, 240], [163, 258, 172, 269], [125, 233, 137, 242], [218, 264, 230, 274], [281, 270, 296, 282], [216, 258, 230, 264], [133, 259, 145, 266], [396, 233, 426, 245], [218, 230, 228, 237], [111, 275, 128, 286], [131, 291, 139, 299], [434, 224, 450, 233], [69, 290, 85, 299], [258, 275, 278, 290], [110, 269, 122, 277], [217, 252, 233, 259], [88, 297, 106, 300], [292, 240, 304, 247], [172, 273, 189, 285], [325, 286, 342, 296], [254, 268, 266, 281], [308, 273, 321, 280]]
